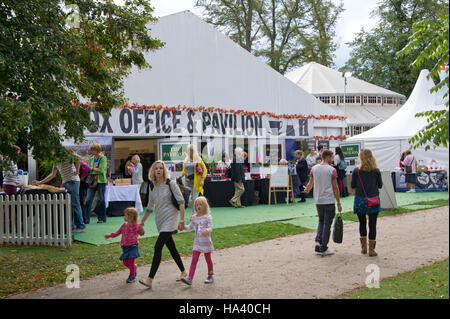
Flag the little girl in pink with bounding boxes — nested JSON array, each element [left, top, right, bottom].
[[104, 207, 145, 283], [181, 196, 214, 285]]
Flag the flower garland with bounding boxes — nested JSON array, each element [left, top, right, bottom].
[[73, 101, 348, 121], [313, 135, 347, 141]]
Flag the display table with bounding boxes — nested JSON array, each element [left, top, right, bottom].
[[203, 178, 293, 207], [105, 185, 143, 216], [391, 170, 448, 192]]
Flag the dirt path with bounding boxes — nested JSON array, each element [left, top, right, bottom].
[[10, 206, 449, 299]]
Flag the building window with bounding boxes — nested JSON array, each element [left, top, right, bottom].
[[319, 96, 330, 104], [377, 97, 382, 104], [363, 126, 371, 132], [383, 97, 394, 104], [355, 96, 361, 104], [363, 96, 368, 104], [398, 97, 406, 105], [345, 127, 351, 136], [368, 96, 377, 104], [345, 96, 355, 104], [331, 96, 336, 104], [353, 126, 362, 135], [339, 96, 344, 105]]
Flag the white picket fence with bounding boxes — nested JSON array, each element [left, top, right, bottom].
[[0, 193, 72, 246]]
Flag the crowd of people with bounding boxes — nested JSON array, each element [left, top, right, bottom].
[[2, 140, 418, 286]]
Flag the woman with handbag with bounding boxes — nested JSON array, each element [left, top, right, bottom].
[[84, 143, 108, 224], [351, 149, 383, 256], [401, 149, 418, 193], [139, 160, 187, 289], [333, 147, 348, 198], [177, 144, 207, 207]]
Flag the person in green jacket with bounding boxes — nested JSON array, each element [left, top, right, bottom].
[[84, 143, 108, 223]]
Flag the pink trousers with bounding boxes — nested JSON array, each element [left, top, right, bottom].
[[122, 258, 136, 276], [188, 250, 214, 279]]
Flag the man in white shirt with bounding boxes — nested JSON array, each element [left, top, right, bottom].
[[304, 149, 342, 256], [306, 148, 317, 168]]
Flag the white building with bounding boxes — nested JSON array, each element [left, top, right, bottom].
[[285, 62, 407, 137]]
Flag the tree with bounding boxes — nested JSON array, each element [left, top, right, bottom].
[[0, 0, 163, 168], [196, 0, 344, 74], [342, 0, 448, 97], [398, 14, 449, 150], [196, 0, 262, 52]]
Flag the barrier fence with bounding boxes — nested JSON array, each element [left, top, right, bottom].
[[0, 193, 72, 246]]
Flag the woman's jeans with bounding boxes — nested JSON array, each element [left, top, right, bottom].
[[84, 183, 107, 223], [63, 180, 85, 230]]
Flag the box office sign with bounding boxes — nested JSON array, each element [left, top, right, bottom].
[[85, 108, 311, 139], [161, 143, 188, 162]]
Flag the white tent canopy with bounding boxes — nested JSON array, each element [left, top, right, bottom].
[[122, 11, 344, 132], [348, 69, 449, 172], [285, 62, 405, 97]]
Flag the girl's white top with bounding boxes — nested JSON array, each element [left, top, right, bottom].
[[185, 214, 214, 253]]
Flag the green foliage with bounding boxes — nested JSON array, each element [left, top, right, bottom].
[[341, 0, 448, 97], [398, 14, 449, 150], [196, 0, 344, 73], [0, 0, 163, 169]]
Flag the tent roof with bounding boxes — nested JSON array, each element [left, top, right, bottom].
[[348, 69, 446, 141], [329, 105, 401, 126], [122, 11, 344, 121], [285, 62, 406, 97]]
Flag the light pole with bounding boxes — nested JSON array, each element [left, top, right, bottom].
[[342, 71, 352, 136]]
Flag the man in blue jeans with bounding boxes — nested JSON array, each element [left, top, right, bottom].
[[33, 160, 86, 232], [304, 149, 342, 256]]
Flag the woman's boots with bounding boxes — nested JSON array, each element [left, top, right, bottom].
[[360, 237, 367, 254], [368, 240, 378, 257], [360, 238, 378, 256]]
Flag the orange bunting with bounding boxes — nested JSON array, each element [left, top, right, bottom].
[[71, 101, 348, 121]]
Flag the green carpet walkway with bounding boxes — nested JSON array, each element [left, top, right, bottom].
[[73, 191, 448, 245]]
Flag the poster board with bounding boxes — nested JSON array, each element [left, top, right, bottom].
[[159, 142, 188, 162], [268, 165, 294, 205], [380, 171, 397, 209]]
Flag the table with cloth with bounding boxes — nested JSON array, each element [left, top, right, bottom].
[[105, 185, 143, 216], [391, 170, 448, 192], [203, 179, 293, 207]]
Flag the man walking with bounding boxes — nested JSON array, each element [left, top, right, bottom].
[[304, 150, 342, 256], [295, 150, 308, 203], [229, 147, 246, 208]]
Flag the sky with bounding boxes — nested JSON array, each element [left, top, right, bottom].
[[148, 0, 380, 69]]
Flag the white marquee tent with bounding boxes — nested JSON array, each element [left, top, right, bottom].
[[348, 69, 449, 173], [121, 11, 345, 135]]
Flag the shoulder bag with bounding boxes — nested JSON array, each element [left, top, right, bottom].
[[357, 170, 380, 207], [332, 212, 343, 243]]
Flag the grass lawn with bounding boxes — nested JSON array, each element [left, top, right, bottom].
[[339, 199, 449, 222], [340, 259, 449, 299], [0, 197, 448, 298]]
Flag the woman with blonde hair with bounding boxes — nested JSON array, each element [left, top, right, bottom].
[[138, 160, 187, 289], [351, 149, 383, 256], [177, 144, 207, 207]]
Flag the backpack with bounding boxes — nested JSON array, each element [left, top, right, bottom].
[[149, 179, 180, 210], [79, 161, 91, 179], [338, 159, 347, 170]]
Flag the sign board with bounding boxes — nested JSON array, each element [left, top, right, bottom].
[[160, 143, 188, 162], [340, 143, 361, 159], [380, 171, 397, 209], [269, 166, 289, 187], [268, 165, 294, 205], [84, 108, 312, 139]]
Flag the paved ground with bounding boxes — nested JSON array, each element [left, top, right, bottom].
[[10, 206, 449, 299]]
